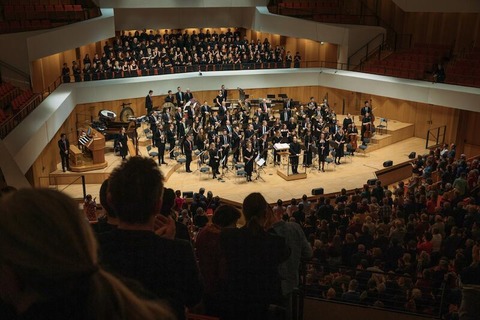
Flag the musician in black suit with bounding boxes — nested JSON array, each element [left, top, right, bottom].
[[342, 113, 353, 130], [257, 120, 270, 138], [231, 126, 241, 163], [154, 124, 167, 166], [289, 136, 301, 174], [184, 88, 194, 101], [281, 106, 292, 124], [219, 129, 230, 168], [184, 134, 193, 172], [272, 130, 282, 165], [208, 142, 220, 178], [165, 90, 175, 104], [166, 124, 176, 159], [162, 108, 172, 124], [118, 127, 128, 160], [303, 130, 314, 167], [258, 134, 269, 163], [178, 118, 187, 154], [145, 90, 153, 114], [220, 84, 228, 101], [176, 86, 185, 106], [200, 101, 210, 125], [243, 140, 255, 182], [360, 100, 372, 118], [58, 133, 70, 172], [334, 128, 346, 165], [218, 101, 227, 119], [317, 132, 329, 172]]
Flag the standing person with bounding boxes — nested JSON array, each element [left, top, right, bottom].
[[58, 133, 70, 172], [220, 192, 289, 320], [317, 132, 329, 172], [265, 204, 313, 320], [166, 123, 176, 159], [154, 124, 167, 166], [220, 84, 228, 101], [195, 205, 241, 317], [145, 90, 153, 114], [289, 136, 301, 174], [98, 157, 203, 320], [243, 140, 255, 182], [294, 52, 301, 68], [184, 134, 193, 172], [0, 188, 175, 320], [208, 142, 220, 179], [61, 62, 70, 83], [334, 128, 345, 165], [176, 86, 185, 106], [118, 127, 128, 160]]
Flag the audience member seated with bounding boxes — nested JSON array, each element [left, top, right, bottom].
[[0, 188, 174, 320], [97, 157, 203, 320]]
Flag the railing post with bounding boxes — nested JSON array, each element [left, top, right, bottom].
[[81, 175, 86, 199]]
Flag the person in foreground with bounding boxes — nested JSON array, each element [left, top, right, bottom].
[[0, 188, 175, 320], [98, 156, 203, 320], [220, 192, 290, 320]]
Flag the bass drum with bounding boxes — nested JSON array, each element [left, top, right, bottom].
[[119, 106, 135, 122]]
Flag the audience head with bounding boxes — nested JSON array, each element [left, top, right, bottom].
[[160, 188, 175, 216], [108, 157, 164, 224], [243, 192, 268, 226], [212, 204, 241, 228], [0, 188, 174, 319]]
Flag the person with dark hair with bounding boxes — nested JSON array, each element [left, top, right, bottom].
[[118, 127, 128, 160], [220, 192, 290, 320], [98, 157, 203, 320], [92, 178, 118, 234], [195, 204, 241, 317], [58, 133, 70, 172], [145, 90, 153, 114], [161, 187, 191, 242], [0, 188, 174, 320], [184, 134, 193, 172]]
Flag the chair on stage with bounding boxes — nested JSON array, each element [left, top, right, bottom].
[[175, 151, 187, 171], [146, 145, 158, 159], [235, 168, 247, 182], [377, 118, 388, 135], [325, 150, 336, 171], [199, 166, 210, 180], [358, 138, 370, 156], [344, 143, 355, 162]]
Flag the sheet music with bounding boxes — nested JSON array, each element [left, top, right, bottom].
[[273, 143, 290, 151]]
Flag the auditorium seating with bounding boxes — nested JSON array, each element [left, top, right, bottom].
[[0, 3, 88, 33], [444, 47, 480, 88], [363, 43, 452, 81]]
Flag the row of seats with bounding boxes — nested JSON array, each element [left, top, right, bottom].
[[3, 4, 84, 21], [363, 66, 422, 80], [11, 90, 35, 112], [278, 1, 340, 9], [0, 0, 76, 4], [0, 20, 54, 33], [0, 82, 20, 109], [312, 14, 361, 24], [0, 82, 15, 96], [444, 47, 480, 87]]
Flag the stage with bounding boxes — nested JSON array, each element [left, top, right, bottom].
[[51, 115, 428, 204]]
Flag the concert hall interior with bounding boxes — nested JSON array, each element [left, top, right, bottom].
[[1, 1, 480, 319]]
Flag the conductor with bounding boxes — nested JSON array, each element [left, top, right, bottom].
[[289, 136, 301, 174]]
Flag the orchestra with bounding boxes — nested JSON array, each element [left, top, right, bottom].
[[140, 86, 377, 179]]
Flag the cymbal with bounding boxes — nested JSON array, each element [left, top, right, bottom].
[[162, 102, 175, 109]]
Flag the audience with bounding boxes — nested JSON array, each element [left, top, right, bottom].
[[97, 157, 203, 320], [0, 188, 174, 320], [63, 28, 300, 82]]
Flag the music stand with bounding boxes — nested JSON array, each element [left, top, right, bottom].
[[267, 94, 276, 99], [255, 158, 266, 181], [278, 94, 288, 99]]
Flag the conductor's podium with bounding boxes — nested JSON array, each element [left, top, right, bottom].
[[70, 128, 108, 172]]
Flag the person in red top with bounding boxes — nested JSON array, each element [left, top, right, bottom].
[[417, 232, 433, 255], [195, 204, 241, 317], [174, 189, 186, 213]]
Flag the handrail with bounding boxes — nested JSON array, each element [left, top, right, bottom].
[[347, 32, 385, 69], [0, 59, 30, 81], [45, 174, 87, 200], [426, 125, 446, 149]]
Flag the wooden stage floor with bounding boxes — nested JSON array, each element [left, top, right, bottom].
[[55, 136, 428, 204]]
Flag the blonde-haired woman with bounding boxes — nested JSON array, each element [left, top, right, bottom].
[[0, 188, 175, 320]]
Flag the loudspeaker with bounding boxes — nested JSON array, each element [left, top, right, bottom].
[[367, 178, 378, 186], [183, 191, 194, 198], [383, 160, 393, 167], [311, 188, 324, 195], [408, 152, 416, 159]]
